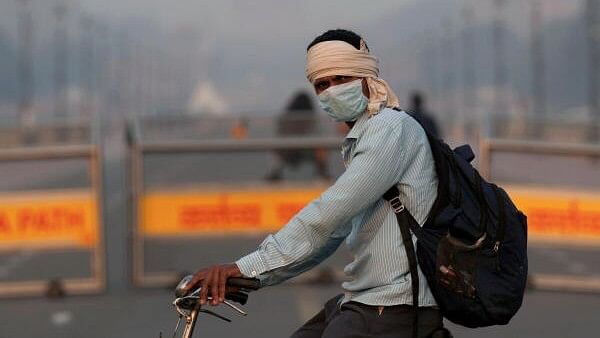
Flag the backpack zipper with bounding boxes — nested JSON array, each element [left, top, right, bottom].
[[492, 185, 508, 271]]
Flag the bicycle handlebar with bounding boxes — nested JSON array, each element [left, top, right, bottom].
[[226, 277, 261, 291], [175, 275, 261, 305]]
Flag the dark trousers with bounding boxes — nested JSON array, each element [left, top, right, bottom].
[[291, 294, 448, 338]]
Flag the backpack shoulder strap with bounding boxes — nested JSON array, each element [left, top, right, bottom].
[[383, 186, 422, 236], [383, 185, 420, 338]]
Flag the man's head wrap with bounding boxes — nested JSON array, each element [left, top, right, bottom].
[[306, 39, 399, 116]]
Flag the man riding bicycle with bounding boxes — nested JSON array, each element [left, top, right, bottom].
[[183, 29, 448, 338]]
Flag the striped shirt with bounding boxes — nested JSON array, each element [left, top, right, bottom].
[[236, 108, 438, 307]]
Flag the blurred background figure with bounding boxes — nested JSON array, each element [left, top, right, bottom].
[[265, 91, 330, 181], [408, 91, 440, 138]]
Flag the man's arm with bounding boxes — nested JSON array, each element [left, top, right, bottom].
[[182, 221, 350, 305], [236, 118, 407, 279]]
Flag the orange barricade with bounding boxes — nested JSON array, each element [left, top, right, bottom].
[[0, 143, 104, 297]]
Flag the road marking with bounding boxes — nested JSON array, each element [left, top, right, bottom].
[[50, 310, 73, 327]]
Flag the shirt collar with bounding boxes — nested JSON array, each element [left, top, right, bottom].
[[345, 111, 370, 140]]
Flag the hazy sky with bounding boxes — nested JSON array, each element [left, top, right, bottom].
[[75, 0, 421, 112], [0, 0, 586, 115], [76, 0, 579, 34], [78, 0, 412, 30]]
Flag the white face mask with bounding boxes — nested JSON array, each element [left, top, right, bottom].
[[318, 79, 368, 122]]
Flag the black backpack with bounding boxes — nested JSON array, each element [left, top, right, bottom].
[[383, 111, 528, 337]]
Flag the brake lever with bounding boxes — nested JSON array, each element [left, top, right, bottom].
[[222, 300, 247, 316], [173, 295, 248, 318]]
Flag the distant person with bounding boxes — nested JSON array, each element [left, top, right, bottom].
[[265, 91, 330, 181], [408, 91, 440, 138]]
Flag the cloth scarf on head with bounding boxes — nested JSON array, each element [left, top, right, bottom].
[[306, 39, 400, 116]]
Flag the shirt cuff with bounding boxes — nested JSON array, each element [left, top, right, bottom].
[[235, 251, 269, 278]]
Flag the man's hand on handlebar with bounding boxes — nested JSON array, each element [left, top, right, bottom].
[[183, 263, 243, 306]]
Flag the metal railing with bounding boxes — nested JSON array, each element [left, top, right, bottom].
[[479, 138, 600, 180]]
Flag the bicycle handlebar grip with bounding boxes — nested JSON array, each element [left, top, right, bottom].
[[225, 291, 249, 305], [226, 277, 261, 290]]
